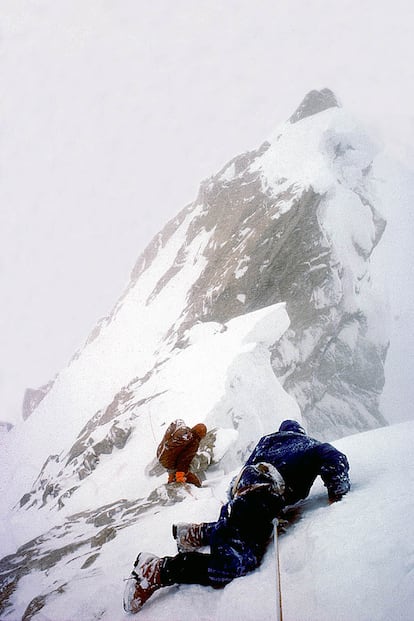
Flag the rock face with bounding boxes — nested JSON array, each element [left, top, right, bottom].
[[289, 87, 340, 123], [22, 89, 388, 442], [22, 382, 53, 420], [124, 89, 388, 439]]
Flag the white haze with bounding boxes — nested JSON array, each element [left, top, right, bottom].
[[1, 0, 414, 425]]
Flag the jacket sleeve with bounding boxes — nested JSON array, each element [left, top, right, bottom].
[[244, 437, 267, 466], [317, 443, 351, 500]]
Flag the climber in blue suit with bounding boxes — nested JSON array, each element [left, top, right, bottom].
[[245, 419, 351, 504]]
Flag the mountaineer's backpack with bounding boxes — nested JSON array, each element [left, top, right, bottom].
[[156, 419, 193, 470]]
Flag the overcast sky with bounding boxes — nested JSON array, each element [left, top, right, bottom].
[[1, 0, 414, 425]]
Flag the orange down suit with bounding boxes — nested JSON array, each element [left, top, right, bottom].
[[156, 420, 207, 485]]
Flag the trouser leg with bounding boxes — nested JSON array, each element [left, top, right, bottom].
[[201, 504, 229, 543], [175, 446, 198, 475], [161, 534, 260, 590], [161, 552, 211, 586]]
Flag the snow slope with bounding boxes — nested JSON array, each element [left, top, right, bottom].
[[2, 421, 413, 621], [0, 304, 298, 527]]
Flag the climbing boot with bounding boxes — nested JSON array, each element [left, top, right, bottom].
[[172, 522, 205, 552], [123, 553, 163, 613], [185, 471, 202, 487]]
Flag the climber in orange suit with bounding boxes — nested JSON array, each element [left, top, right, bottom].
[[156, 419, 207, 487]]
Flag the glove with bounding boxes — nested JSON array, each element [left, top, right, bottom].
[[328, 494, 343, 504], [175, 471, 187, 483]]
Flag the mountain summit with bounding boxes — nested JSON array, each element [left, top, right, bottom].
[[18, 89, 388, 444], [110, 87, 386, 440], [288, 87, 340, 123]]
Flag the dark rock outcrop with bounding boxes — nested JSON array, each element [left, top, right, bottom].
[[22, 382, 54, 420], [289, 88, 340, 124]]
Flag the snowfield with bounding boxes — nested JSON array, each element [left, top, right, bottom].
[[4, 419, 412, 621], [280, 421, 414, 621]]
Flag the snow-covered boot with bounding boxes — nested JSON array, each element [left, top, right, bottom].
[[172, 522, 204, 552], [123, 553, 163, 614]]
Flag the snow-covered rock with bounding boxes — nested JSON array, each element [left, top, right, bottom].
[[20, 89, 388, 441], [11, 304, 298, 515], [0, 421, 13, 433], [22, 383, 54, 421]]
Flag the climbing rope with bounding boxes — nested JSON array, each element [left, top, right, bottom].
[[273, 518, 284, 621]]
